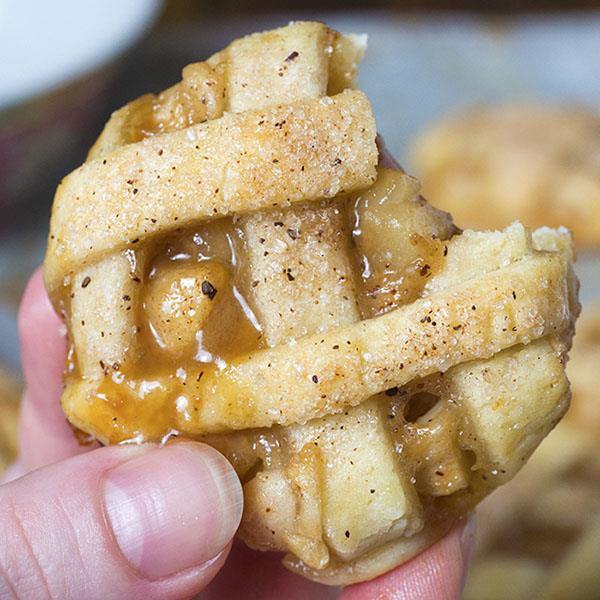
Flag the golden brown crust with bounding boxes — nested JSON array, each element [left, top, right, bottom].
[[45, 90, 377, 296], [280, 336, 571, 585], [188, 251, 573, 433]]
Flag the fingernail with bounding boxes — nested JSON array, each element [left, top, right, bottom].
[[459, 514, 477, 590], [103, 443, 243, 579]]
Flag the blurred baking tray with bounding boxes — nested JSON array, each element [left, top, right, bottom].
[[2, 10, 599, 369]]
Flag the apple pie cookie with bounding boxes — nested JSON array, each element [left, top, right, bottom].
[[44, 23, 579, 584], [413, 104, 600, 247]]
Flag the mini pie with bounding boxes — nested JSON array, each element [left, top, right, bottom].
[[44, 22, 580, 584], [464, 305, 600, 600], [412, 104, 600, 247]]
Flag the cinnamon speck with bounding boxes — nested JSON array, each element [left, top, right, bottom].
[[201, 281, 217, 300]]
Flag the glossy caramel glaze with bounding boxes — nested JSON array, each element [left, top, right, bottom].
[[61, 168, 454, 444]]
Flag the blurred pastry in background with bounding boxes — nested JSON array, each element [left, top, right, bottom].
[[463, 304, 600, 600], [0, 367, 21, 475], [412, 104, 600, 248]]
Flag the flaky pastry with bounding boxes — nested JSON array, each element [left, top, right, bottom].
[[44, 23, 579, 584], [413, 104, 600, 247]]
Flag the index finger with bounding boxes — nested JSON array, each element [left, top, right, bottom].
[[18, 268, 90, 470]]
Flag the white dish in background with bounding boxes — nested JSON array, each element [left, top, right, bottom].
[[0, 0, 162, 211], [0, 0, 162, 110]]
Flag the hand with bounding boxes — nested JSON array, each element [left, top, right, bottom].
[[0, 269, 474, 599]]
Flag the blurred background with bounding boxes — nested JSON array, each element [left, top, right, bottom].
[[2, 1, 600, 598]]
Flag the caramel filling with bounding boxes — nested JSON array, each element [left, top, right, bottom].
[[62, 168, 454, 444]]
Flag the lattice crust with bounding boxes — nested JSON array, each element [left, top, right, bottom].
[[413, 104, 600, 247], [44, 22, 579, 585]]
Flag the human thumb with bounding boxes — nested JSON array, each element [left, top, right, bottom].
[[0, 442, 242, 599]]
